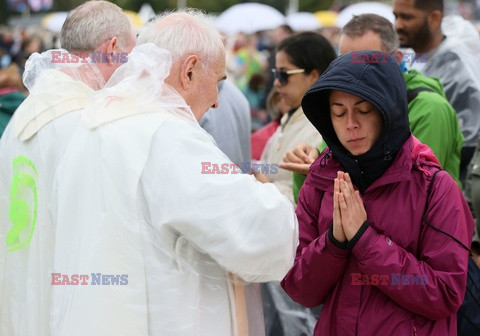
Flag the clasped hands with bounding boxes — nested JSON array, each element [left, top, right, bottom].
[[333, 171, 367, 243]]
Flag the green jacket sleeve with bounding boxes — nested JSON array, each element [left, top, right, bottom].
[[292, 141, 327, 203], [408, 91, 463, 188]]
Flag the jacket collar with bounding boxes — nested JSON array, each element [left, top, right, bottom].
[[305, 136, 439, 194], [280, 106, 304, 130], [14, 70, 93, 141]]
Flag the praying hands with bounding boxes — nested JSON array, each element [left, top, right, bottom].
[[333, 171, 367, 242]]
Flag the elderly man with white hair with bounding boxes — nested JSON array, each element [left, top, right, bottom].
[[0, 1, 136, 335]]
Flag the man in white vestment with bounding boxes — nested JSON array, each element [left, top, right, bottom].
[[0, 2, 136, 335]]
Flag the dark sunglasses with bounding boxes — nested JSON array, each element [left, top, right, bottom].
[[271, 68, 305, 86]]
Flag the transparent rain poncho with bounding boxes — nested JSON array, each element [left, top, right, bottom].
[[0, 48, 109, 335], [0, 43, 298, 336], [15, 48, 104, 141], [82, 43, 193, 128], [422, 15, 480, 147]]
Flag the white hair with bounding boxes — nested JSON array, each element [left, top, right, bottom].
[[137, 9, 225, 70], [60, 1, 134, 52]]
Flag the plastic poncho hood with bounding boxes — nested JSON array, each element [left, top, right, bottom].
[[302, 51, 410, 191]]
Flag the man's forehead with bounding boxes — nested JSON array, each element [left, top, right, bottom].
[[393, 0, 417, 10], [214, 54, 227, 78], [339, 32, 383, 53]]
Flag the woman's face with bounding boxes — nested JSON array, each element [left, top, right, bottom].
[[329, 90, 384, 156], [273, 50, 318, 108]]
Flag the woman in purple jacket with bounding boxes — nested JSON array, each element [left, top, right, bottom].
[[281, 51, 475, 335]]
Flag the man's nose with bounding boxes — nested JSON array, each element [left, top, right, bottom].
[[394, 18, 404, 31]]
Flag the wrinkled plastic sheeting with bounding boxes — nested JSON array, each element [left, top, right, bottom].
[[262, 282, 321, 336]]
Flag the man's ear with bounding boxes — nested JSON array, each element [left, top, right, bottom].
[[104, 37, 118, 65], [391, 49, 403, 65], [428, 10, 443, 30], [180, 54, 199, 90]]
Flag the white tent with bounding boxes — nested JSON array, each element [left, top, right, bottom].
[[336, 2, 395, 28], [216, 3, 286, 35]]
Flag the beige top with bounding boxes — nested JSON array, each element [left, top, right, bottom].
[[260, 106, 322, 203]]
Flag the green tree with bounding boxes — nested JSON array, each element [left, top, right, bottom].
[[115, 0, 145, 11], [147, 0, 238, 14], [141, 0, 336, 14], [52, 0, 88, 11], [1, 0, 8, 24], [46, 0, 339, 16], [300, 0, 336, 12]]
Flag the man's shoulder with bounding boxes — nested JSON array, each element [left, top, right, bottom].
[[426, 46, 480, 97], [147, 113, 210, 146], [426, 41, 470, 76], [430, 48, 462, 66], [408, 86, 457, 127], [408, 87, 449, 108], [404, 70, 445, 95]]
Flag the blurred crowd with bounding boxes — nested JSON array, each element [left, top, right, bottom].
[[225, 25, 343, 132], [1, 3, 480, 138]]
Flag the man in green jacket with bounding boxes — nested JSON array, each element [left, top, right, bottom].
[[283, 14, 463, 202], [0, 91, 25, 138]]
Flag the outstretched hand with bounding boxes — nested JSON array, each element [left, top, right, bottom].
[[278, 162, 312, 175], [279, 143, 319, 174]]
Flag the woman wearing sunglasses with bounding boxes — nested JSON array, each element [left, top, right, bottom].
[[257, 31, 336, 206], [259, 31, 337, 336]]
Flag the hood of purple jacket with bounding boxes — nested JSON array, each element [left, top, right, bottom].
[[302, 51, 411, 192]]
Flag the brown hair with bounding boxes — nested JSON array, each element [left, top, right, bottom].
[[0, 64, 25, 91]]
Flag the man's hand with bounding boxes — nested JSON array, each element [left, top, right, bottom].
[[278, 143, 319, 174], [338, 172, 367, 241], [254, 173, 270, 183]]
